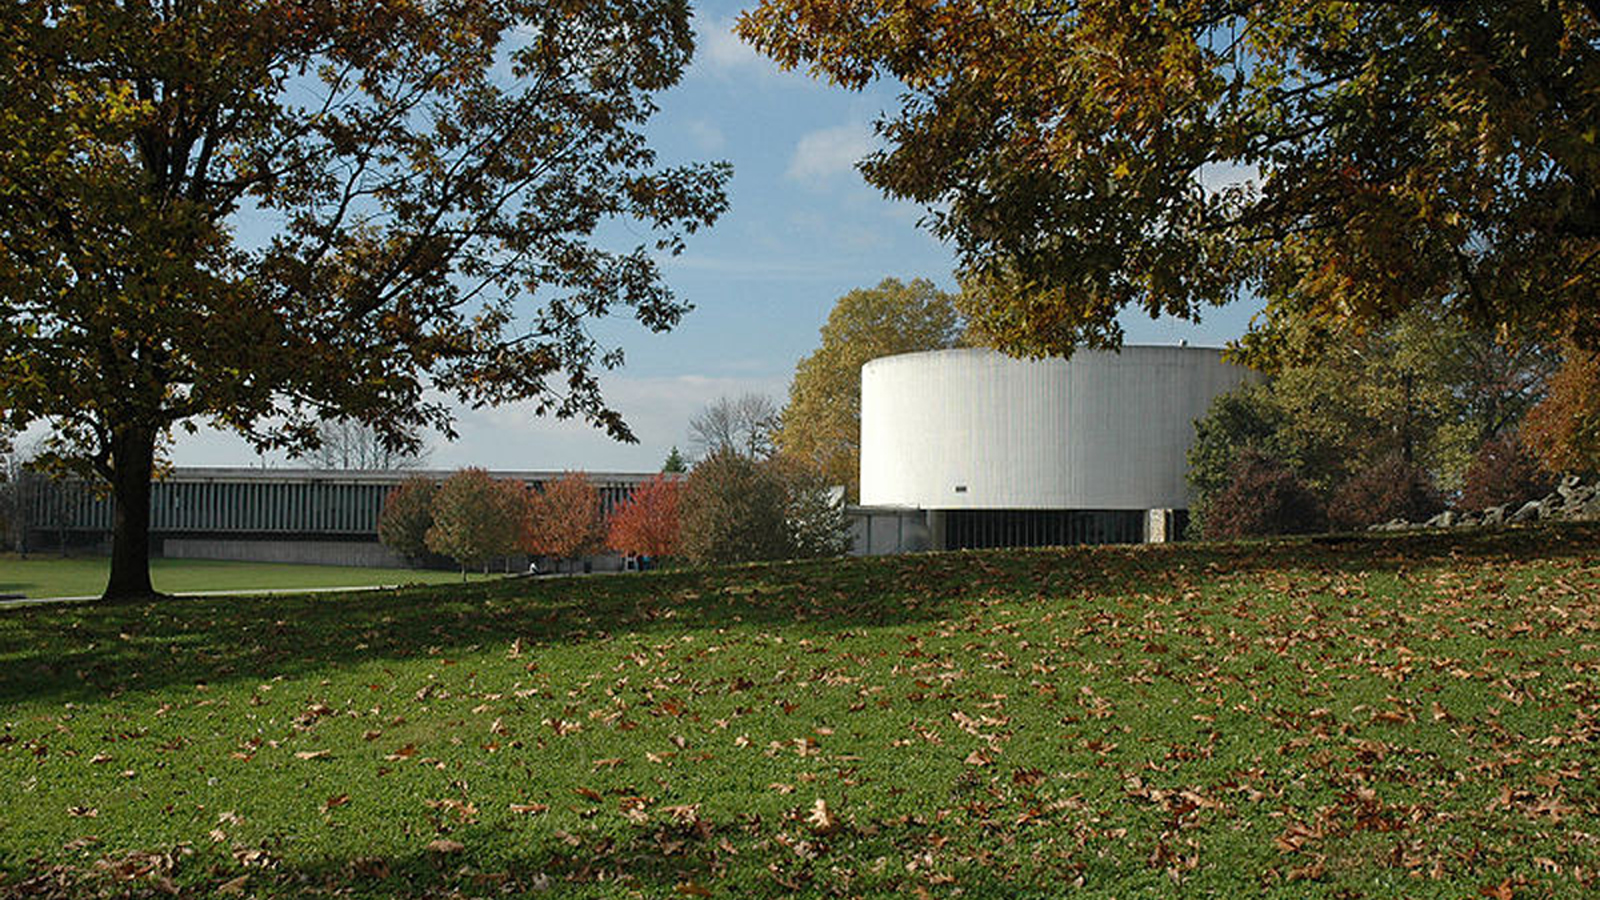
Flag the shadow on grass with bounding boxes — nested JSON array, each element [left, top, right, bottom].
[[1, 522, 1595, 707], [3, 815, 953, 900]]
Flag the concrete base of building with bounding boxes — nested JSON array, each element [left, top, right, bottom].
[[847, 506, 933, 556]]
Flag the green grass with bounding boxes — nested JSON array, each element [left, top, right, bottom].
[[0, 555, 496, 600], [1, 525, 1598, 898]]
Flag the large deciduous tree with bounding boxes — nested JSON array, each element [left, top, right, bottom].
[[739, 1, 1600, 353], [309, 420, 429, 471], [778, 277, 963, 499], [0, 0, 729, 600]]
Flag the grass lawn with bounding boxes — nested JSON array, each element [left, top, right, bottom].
[[1, 525, 1597, 898], [0, 555, 496, 601]]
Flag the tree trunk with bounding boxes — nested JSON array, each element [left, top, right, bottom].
[[104, 425, 157, 601]]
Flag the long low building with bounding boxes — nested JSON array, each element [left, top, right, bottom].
[[18, 468, 662, 568], [856, 346, 1260, 551]]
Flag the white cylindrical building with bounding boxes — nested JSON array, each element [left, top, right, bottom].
[[859, 346, 1258, 548]]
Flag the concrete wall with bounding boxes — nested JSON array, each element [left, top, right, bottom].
[[163, 538, 411, 568], [860, 347, 1261, 511]]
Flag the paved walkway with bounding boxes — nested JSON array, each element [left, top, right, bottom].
[[0, 583, 407, 609]]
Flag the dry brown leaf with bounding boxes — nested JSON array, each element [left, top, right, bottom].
[[807, 798, 841, 835], [426, 838, 464, 854]]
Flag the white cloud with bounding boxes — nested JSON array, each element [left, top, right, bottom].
[[150, 372, 789, 474], [686, 119, 726, 153], [787, 123, 877, 182], [695, 14, 763, 72], [440, 373, 787, 470]]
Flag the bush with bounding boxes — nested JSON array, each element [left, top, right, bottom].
[[1204, 450, 1326, 539], [1326, 453, 1445, 530], [377, 476, 437, 560], [1458, 433, 1556, 511]]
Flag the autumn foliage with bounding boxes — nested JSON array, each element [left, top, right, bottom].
[[606, 474, 681, 559], [1326, 454, 1446, 531], [376, 476, 438, 560], [1459, 433, 1556, 512], [1203, 451, 1326, 539], [425, 469, 527, 574], [525, 472, 604, 567], [1524, 346, 1600, 476]]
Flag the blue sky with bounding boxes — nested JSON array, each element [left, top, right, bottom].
[[172, 2, 1261, 473]]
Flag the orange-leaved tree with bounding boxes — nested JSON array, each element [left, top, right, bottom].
[[425, 469, 527, 577], [607, 473, 681, 559], [526, 472, 604, 571], [1524, 346, 1600, 475]]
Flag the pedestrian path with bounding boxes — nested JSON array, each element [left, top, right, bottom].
[[0, 583, 405, 609]]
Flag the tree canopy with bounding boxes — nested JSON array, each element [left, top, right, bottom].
[[778, 277, 963, 499], [739, 1, 1600, 355], [377, 475, 437, 561], [426, 469, 526, 575], [687, 393, 780, 461], [607, 472, 681, 558], [524, 471, 604, 567], [0, 0, 728, 598]]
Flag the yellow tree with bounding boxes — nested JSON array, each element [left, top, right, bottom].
[[0, 0, 728, 600], [779, 278, 962, 499]]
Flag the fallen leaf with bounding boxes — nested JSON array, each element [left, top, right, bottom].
[[676, 881, 713, 897], [216, 875, 249, 895], [426, 839, 464, 854], [807, 798, 841, 835], [294, 749, 329, 760], [510, 803, 549, 814], [1479, 880, 1515, 900]]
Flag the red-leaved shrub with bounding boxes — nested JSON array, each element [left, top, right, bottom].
[[1204, 450, 1326, 539], [1459, 433, 1555, 512], [1327, 454, 1444, 531]]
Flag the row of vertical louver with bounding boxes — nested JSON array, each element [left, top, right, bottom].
[[21, 469, 652, 538]]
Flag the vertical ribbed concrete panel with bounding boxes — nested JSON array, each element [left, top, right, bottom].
[[860, 347, 1260, 510]]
